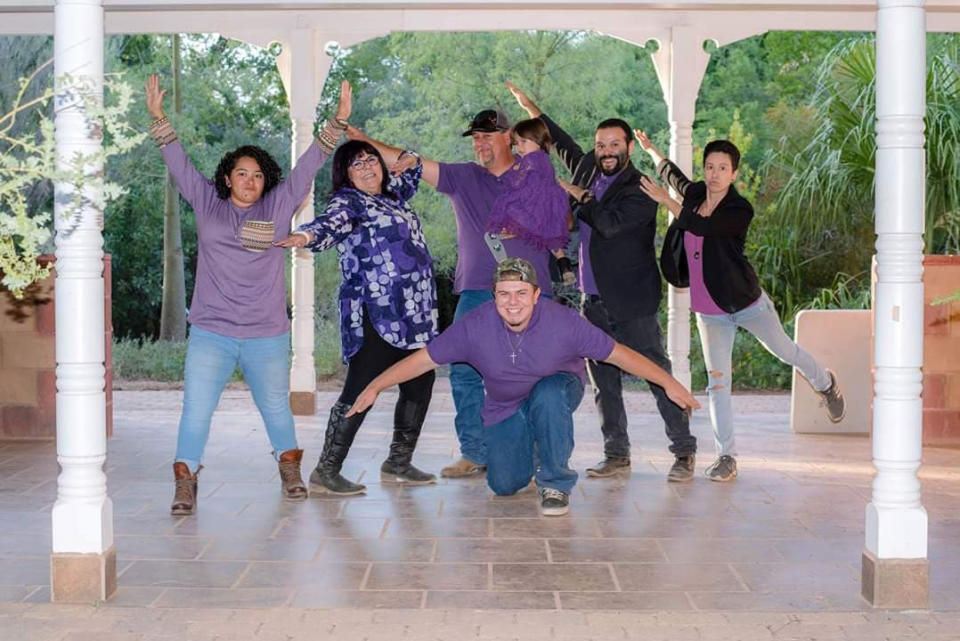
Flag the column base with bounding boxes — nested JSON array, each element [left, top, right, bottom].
[[861, 549, 928, 608], [51, 545, 116, 603], [290, 391, 316, 416]]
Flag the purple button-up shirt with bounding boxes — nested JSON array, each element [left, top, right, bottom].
[[578, 169, 623, 296]]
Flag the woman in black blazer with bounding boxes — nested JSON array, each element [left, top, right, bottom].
[[634, 131, 845, 482]]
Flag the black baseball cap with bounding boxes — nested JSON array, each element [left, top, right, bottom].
[[461, 109, 511, 137]]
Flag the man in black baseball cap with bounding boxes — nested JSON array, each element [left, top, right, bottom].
[[461, 109, 511, 137]]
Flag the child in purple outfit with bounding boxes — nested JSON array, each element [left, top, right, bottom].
[[487, 119, 576, 284]]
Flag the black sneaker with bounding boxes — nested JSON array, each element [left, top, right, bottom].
[[817, 370, 845, 423], [705, 455, 737, 482], [585, 456, 630, 478], [667, 454, 695, 482], [539, 487, 570, 516]]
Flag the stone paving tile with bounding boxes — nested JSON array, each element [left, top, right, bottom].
[[289, 589, 424, 609], [548, 538, 664, 563], [317, 538, 436, 563], [118, 560, 248, 588], [383, 517, 490, 538], [236, 562, 368, 589], [613, 562, 744, 592], [197, 538, 321, 562], [558, 591, 692, 610], [492, 518, 601, 539], [658, 538, 784, 563], [492, 563, 616, 591], [365, 563, 488, 590], [152, 587, 293, 608], [425, 590, 555, 610], [434, 538, 546, 563], [597, 517, 711, 539], [115, 534, 212, 561]]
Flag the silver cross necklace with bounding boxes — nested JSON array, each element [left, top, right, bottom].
[[505, 326, 528, 365]]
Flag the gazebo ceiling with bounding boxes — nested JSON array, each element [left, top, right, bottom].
[[1, 0, 959, 47]]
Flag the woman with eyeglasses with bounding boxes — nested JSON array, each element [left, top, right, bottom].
[[276, 140, 438, 495]]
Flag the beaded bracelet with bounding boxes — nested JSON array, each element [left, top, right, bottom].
[[149, 116, 177, 148]]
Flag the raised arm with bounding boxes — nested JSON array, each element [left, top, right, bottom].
[[604, 343, 700, 411], [347, 348, 438, 416], [146, 74, 218, 213], [347, 126, 440, 188], [634, 129, 696, 199], [506, 80, 542, 118]]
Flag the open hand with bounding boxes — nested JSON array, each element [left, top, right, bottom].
[[557, 178, 587, 202], [665, 380, 700, 412], [633, 129, 655, 152], [336, 80, 352, 122], [273, 232, 311, 248], [389, 153, 418, 176], [145, 74, 166, 120], [639, 175, 670, 203], [345, 124, 366, 141], [346, 386, 378, 417], [505, 80, 541, 118]]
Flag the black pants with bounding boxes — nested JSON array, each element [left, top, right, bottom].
[[339, 311, 435, 408], [581, 294, 695, 457]]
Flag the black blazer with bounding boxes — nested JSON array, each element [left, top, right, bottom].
[[540, 113, 662, 319], [658, 159, 761, 313]]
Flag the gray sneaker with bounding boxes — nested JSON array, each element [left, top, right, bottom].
[[585, 456, 631, 478], [539, 487, 570, 516], [667, 454, 695, 482], [705, 455, 737, 482], [817, 370, 845, 423]]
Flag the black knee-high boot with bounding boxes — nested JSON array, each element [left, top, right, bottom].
[[309, 401, 367, 495], [380, 395, 436, 484]]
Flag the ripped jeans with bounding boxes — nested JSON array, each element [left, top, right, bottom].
[[695, 292, 832, 457]]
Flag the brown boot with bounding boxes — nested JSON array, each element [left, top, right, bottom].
[[278, 449, 308, 500], [171, 462, 201, 516]]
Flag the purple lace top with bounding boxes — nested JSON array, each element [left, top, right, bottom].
[[485, 150, 570, 251]]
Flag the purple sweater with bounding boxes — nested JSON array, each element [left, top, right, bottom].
[[162, 140, 326, 338]]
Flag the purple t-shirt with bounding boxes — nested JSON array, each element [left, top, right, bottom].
[[683, 232, 726, 315], [437, 162, 553, 295], [162, 139, 326, 338], [427, 298, 615, 425], [578, 169, 622, 296]]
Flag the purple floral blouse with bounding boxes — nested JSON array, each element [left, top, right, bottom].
[[299, 161, 438, 362]]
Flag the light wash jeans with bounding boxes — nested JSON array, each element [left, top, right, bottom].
[[696, 292, 831, 457], [175, 327, 299, 473], [449, 289, 495, 465], [483, 373, 584, 496]]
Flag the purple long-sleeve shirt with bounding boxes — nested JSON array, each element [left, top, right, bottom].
[[161, 139, 326, 338]]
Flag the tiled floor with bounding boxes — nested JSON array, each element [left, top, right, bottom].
[[2, 380, 960, 623]]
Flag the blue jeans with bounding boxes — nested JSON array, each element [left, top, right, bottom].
[[696, 291, 831, 457], [450, 289, 495, 465], [175, 327, 299, 473], [483, 373, 584, 496]]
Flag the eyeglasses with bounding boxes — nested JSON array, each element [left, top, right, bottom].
[[349, 156, 379, 170]]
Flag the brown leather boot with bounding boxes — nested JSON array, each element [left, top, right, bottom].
[[278, 449, 308, 500], [171, 462, 201, 516]]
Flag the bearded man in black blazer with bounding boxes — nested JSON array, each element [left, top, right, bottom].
[[507, 81, 697, 482]]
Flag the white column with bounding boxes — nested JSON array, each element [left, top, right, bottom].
[[863, 0, 928, 608], [50, 0, 115, 603], [650, 27, 711, 390], [277, 29, 334, 415]]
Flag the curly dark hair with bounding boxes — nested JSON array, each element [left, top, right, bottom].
[[213, 145, 283, 201], [331, 140, 393, 198]]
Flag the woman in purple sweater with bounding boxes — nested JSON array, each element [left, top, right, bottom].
[[146, 75, 351, 515]]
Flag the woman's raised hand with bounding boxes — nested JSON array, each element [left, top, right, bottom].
[[633, 129, 665, 165], [639, 175, 670, 203], [145, 74, 166, 120], [336, 80, 352, 123]]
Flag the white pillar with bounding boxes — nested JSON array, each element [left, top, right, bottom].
[[276, 29, 333, 415], [650, 27, 711, 390], [50, 0, 115, 603], [863, 0, 929, 609]]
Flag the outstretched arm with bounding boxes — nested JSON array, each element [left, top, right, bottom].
[[604, 343, 700, 411], [347, 126, 440, 188], [347, 348, 438, 416]]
